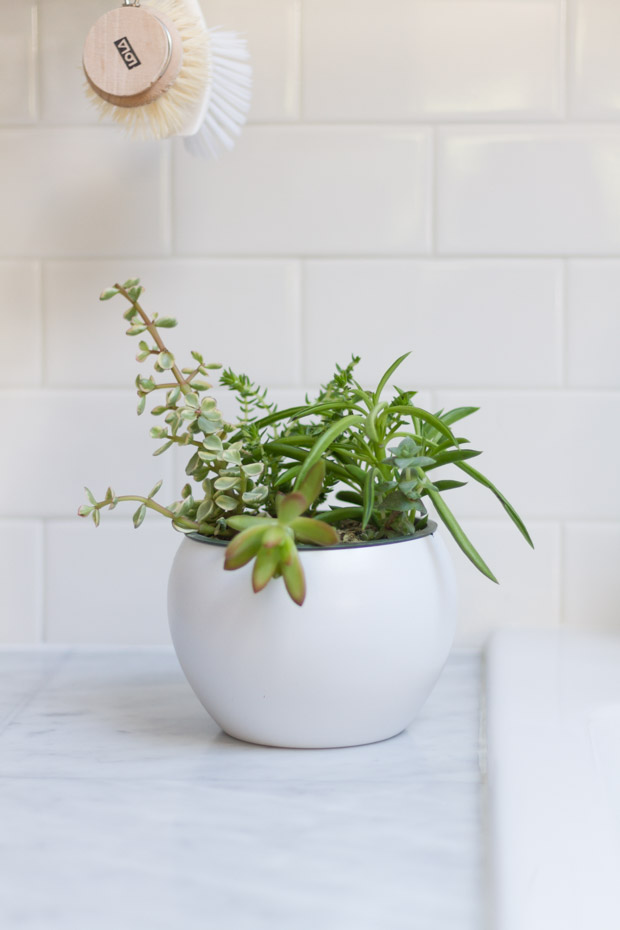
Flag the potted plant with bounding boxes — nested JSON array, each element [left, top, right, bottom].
[[80, 278, 532, 748]]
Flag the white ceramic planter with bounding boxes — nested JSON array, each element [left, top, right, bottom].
[[167, 525, 457, 749]]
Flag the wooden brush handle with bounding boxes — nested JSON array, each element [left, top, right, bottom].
[[83, 5, 183, 108]]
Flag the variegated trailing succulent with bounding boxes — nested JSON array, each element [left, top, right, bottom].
[[80, 278, 533, 605]]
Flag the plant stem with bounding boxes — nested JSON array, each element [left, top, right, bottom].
[[115, 283, 191, 394]]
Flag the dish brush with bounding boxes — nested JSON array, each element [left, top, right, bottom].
[[82, 0, 252, 156]]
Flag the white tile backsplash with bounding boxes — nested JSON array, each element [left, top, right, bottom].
[[44, 520, 179, 643], [433, 391, 620, 520], [44, 259, 301, 387], [0, 521, 42, 642], [203, 0, 301, 122], [1, 0, 619, 644], [38, 0, 111, 125], [438, 127, 620, 254], [569, 0, 620, 118], [0, 129, 167, 258], [564, 523, 620, 634], [0, 391, 174, 518], [0, 261, 41, 386], [445, 520, 560, 646], [303, 0, 562, 121], [173, 127, 433, 255], [566, 261, 620, 388], [303, 259, 562, 387], [0, 3, 37, 124]]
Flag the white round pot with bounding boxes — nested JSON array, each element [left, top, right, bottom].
[[167, 525, 457, 749]]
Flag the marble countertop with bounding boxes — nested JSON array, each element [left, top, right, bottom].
[[0, 648, 483, 930]]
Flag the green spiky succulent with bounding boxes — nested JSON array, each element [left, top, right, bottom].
[[80, 278, 533, 605]]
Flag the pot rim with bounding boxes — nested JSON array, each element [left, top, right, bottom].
[[184, 520, 437, 552]]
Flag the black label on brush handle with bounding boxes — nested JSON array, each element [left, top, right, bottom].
[[114, 36, 141, 70]]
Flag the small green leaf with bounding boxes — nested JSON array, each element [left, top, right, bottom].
[[77, 504, 93, 517], [99, 288, 118, 301], [196, 500, 215, 522], [214, 475, 240, 491], [242, 487, 268, 504], [214, 493, 238, 511], [362, 467, 376, 529], [252, 546, 280, 593], [147, 479, 163, 499], [133, 504, 146, 528], [227, 515, 275, 532], [290, 517, 339, 547], [296, 460, 327, 507], [155, 318, 177, 328], [202, 435, 223, 454], [158, 351, 174, 370], [262, 526, 286, 549], [455, 461, 534, 548], [137, 394, 146, 416], [276, 492, 307, 524], [126, 324, 147, 336], [426, 485, 498, 582], [242, 462, 264, 478], [197, 416, 221, 434], [219, 448, 242, 465], [122, 277, 140, 288], [153, 440, 173, 456], [167, 386, 181, 405], [92, 508, 100, 527], [280, 542, 306, 605], [224, 525, 265, 570], [373, 352, 411, 403], [84, 487, 97, 505]]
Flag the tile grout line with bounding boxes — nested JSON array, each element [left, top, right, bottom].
[[35, 520, 45, 642], [559, 259, 568, 387], [430, 126, 438, 256], [558, 520, 566, 627], [30, 3, 40, 122]]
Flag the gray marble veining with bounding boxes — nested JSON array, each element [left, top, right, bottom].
[[0, 648, 482, 930]]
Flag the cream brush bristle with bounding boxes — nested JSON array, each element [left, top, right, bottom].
[[83, 0, 251, 156]]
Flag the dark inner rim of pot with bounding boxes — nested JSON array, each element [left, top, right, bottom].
[[185, 520, 437, 551]]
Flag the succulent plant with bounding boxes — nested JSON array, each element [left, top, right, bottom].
[[80, 278, 533, 604]]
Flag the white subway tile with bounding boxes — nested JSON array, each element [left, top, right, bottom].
[[0, 391, 174, 518], [438, 127, 620, 254], [566, 261, 620, 388], [0, 521, 42, 643], [303, 0, 561, 121], [203, 0, 300, 121], [564, 523, 620, 634], [173, 127, 432, 255], [44, 259, 301, 388], [443, 520, 560, 647], [0, 129, 167, 257], [433, 390, 620, 520], [44, 520, 180, 643], [0, 262, 41, 386], [303, 260, 562, 387], [0, 4, 36, 124], [570, 0, 620, 118], [38, 0, 110, 125]]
